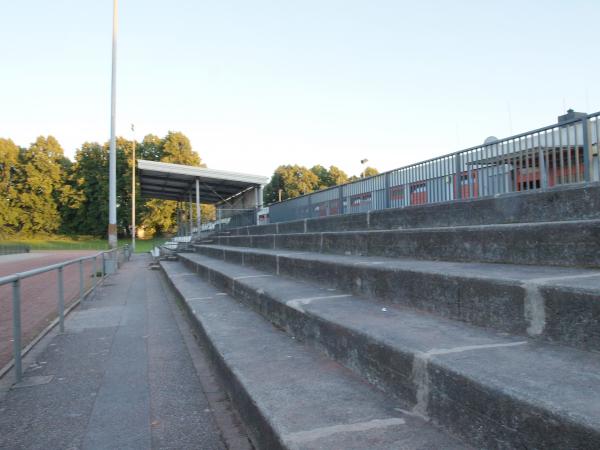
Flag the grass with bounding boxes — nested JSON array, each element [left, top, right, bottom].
[[133, 238, 167, 253], [1, 236, 169, 253]]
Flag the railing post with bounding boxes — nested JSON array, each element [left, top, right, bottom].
[[79, 259, 84, 301], [93, 256, 98, 288], [12, 278, 22, 382], [58, 266, 65, 332], [454, 154, 463, 200], [384, 172, 391, 209], [582, 117, 592, 182], [539, 147, 548, 189]]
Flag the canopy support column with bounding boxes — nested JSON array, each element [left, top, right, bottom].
[[188, 191, 193, 236], [195, 178, 201, 233]]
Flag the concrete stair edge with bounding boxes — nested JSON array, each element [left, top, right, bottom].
[[178, 251, 600, 450], [194, 243, 600, 353], [159, 259, 470, 450], [217, 219, 600, 268]]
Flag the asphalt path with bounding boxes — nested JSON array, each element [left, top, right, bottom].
[[0, 254, 249, 449]]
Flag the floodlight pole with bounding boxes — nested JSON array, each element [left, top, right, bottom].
[[131, 124, 136, 252], [108, 0, 118, 249]]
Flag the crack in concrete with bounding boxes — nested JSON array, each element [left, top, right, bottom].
[[284, 417, 405, 445], [286, 294, 352, 312], [412, 341, 527, 417]]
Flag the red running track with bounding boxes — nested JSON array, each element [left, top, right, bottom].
[[0, 251, 99, 370]]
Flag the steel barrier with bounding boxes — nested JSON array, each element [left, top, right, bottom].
[[0, 245, 131, 383], [258, 111, 599, 223]]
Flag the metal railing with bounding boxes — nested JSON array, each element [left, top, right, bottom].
[[0, 245, 131, 383], [265, 111, 600, 223], [0, 244, 31, 255]]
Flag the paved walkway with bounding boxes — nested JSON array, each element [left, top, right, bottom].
[[0, 251, 98, 368], [0, 255, 246, 450]]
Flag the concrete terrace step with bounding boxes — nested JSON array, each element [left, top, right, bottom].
[[194, 244, 600, 352], [160, 260, 469, 450], [225, 183, 600, 237], [212, 219, 600, 268], [177, 252, 600, 450]]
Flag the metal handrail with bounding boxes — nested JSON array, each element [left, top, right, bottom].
[[266, 114, 595, 208], [1, 245, 131, 383]]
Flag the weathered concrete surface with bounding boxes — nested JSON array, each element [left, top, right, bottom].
[[194, 244, 600, 352], [222, 183, 600, 236], [161, 259, 470, 450], [218, 219, 600, 268], [0, 255, 237, 450], [178, 252, 600, 450]]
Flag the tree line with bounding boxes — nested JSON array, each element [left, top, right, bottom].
[[0, 132, 213, 238], [263, 164, 379, 203], [0, 132, 378, 238]]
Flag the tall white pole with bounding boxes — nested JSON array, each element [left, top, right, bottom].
[[108, 0, 118, 248], [131, 124, 136, 252]]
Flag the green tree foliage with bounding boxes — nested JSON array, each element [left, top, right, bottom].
[[13, 136, 68, 234], [140, 131, 205, 236], [310, 165, 329, 190], [161, 131, 201, 165], [310, 165, 349, 189], [63, 142, 109, 235], [363, 166, 379, 177], [57, 131, 207, 238], [265, 164, 350, 203], [0, 138, 21, 236], [263, 165, 319, 203]]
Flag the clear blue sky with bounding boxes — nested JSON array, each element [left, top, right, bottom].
[[2, 0, 599, 177]]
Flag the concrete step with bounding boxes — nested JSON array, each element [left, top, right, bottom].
[[159, 260, 469, 450], [229, 183, 600, 236], [215, 219, 600, 268], [194, 244, 600, 352], [177, 252, 600, 450]]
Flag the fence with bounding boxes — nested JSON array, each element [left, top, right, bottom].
[[267, 111, 600, 223], [199, 208, 258, 233], [0, 244, 30, 256], [0, 245, 131, 383]]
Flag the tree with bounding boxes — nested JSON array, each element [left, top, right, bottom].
[[161, 131, 202, 166], [325, 165, 349, 186], [310, 165, 329, 190], [137, 134, 163, 161], [65, 142, 109, 235], [263, 165, 319, 203], [13, 136, 66, 234], [0, 138, 22, 236], [140, 131, 205, 236], [363, 166, 379, 178]]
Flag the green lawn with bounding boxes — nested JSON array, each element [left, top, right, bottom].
[[1, 236, 168, 253], [133, 238, 167, 253]]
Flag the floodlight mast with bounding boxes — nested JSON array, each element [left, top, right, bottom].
[[108, 0, 118, 248], [131, 124, 136, 252]]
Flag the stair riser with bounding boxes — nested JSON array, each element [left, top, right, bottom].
[[228, 184, 600, 236], [180, 255, 600, 450], [162, 269, 287, 450], [196, 245, 600, 353], [219, 222, 600, 268]]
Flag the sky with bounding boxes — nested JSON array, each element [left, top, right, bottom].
[[1, 0, 599, 178]]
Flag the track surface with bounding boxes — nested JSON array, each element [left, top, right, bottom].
[[0, 251, 97, 369]]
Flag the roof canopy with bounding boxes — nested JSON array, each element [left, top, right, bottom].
[[137, 160, 268, 204]]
